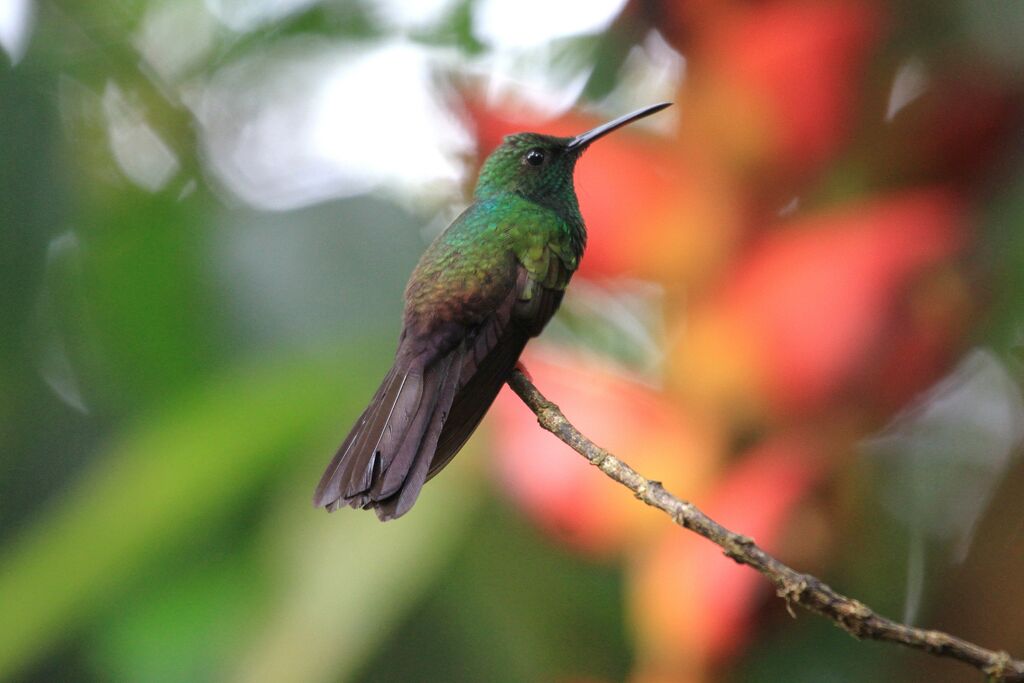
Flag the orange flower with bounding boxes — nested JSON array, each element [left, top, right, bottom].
[[684, 1, 884, 183], [672, 189, 967, 418], [628, 436, 824, 672]]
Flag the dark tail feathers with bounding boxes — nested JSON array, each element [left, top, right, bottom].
[[312, 350, 462, 521]]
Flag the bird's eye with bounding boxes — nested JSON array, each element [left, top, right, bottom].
[[524, 148, 545, 166]]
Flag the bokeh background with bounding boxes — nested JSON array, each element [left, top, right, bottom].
[[3, 1, 1024, 681]]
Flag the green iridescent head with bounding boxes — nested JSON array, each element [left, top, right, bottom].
[[472, 102, 672, 208], [474, 132, 577, 203]]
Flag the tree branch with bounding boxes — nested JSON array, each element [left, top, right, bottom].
[[507, 369, 1024, 681]]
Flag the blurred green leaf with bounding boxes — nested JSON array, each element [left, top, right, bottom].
[[79, 188, 221, 406], [225, 452, 480, 683], [979, 167, 1024, 354], [90, 546, 265, 683], [358, 503, 630, 683], [0, 347, 385, 680]]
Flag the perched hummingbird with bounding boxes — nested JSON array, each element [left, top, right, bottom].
[[313, 102, 672, 520]]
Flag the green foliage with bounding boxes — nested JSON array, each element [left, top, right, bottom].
[[0, 351, 371, 677], [3, 1, 1024, 682]]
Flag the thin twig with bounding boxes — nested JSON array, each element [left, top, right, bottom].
[[507, 369, 1024, 682]]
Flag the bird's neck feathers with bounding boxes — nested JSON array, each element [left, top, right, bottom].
[[473, 134, 586, 237]]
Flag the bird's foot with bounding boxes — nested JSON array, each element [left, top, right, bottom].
[[514, 361, 533, 382]]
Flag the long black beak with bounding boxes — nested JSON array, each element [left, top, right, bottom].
[[566, 102, 672, 152]]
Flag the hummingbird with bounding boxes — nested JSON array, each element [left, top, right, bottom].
[[313, 102, 672, 520]]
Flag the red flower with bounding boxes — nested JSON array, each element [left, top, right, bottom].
[[489, 351, 721, 556], [671, 0, 884, 197], [672, 189, 966, 416]]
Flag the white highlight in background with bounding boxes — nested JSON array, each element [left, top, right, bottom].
[[0, 0, 34, 65], [194, 39, 472, 211], [886, 56, 929, 122], [474, 0, 627, 49]]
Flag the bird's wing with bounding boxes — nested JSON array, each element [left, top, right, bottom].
[[314, 213, 520, 519], [427, 246, 573, 478]]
